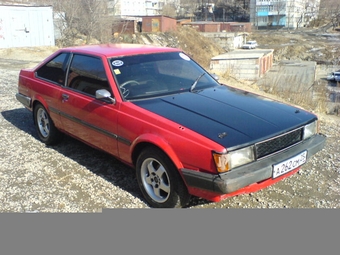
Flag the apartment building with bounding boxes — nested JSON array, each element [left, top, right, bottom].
[[110, 0, 180, 17], [110, 0, 146, 17], [250, 0, 320, 29]]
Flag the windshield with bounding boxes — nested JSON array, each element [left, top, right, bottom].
[[110, 52, 219, 100]]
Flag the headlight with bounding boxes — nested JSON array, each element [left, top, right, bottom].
[[303, 121, 317, 140], [213, 146, 255, 173]]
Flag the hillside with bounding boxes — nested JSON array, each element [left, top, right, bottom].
[[113, 26, 225, 69]]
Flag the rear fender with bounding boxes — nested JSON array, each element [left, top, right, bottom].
[[32, 94, 50, 111]]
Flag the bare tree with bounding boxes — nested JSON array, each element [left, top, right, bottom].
[[179, 0, 201, 20], [326, 0, 340, 30], [310, 0, 339, 28], [51, 0, 118, 46], [286, 1, 295, 29], [297, 0, 321, 28], [214, 0, 249, 22], [162, 3, 177, 18], [272, 0, 286, 28], [77, 0, 108, 44], [53, 0, 84, 46]]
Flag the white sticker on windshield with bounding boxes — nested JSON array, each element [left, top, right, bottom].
[[112, 60, 124, 67], [179, 53, 190, 61]]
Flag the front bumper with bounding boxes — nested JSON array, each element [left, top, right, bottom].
[[181, 133, 326, 195]]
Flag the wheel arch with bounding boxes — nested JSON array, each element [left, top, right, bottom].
[[130, 134, 184, 171], [132, 135, 191, 208], [32, 97, 49, 124]]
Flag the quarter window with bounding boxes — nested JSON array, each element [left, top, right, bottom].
[[36, 53, 70, 85]]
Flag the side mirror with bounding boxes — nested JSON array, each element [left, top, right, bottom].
[[96, 89, 116, 104]]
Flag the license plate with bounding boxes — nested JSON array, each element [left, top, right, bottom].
[[272, 151, 307, 179]]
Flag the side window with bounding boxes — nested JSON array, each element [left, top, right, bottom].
[[67, 54, 111, 97], [36, 53, 69, 85]]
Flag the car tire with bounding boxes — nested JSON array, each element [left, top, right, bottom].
[[136, 146, 191, 208], [34, 103, 63, 145]]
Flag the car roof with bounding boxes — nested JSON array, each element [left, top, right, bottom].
[[59, 44, 181, 58]]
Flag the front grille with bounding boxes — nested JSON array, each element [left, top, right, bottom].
[[255, 128, 303, 159]]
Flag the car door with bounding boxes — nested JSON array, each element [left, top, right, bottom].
[[58, 54, 119, 156]]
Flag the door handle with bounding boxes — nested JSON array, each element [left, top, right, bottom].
[[62, 94, 69, 102]]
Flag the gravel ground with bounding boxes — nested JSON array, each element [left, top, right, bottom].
[[1, 49, 340, 211]]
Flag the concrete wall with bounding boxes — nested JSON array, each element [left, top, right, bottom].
[[210, 49, 274, 80], [201, 32, 244, 51], [184, 22, 220, 32], [0, 5, 55, 48], [229, 23, 252, 33], [184, 22, 252, 33]]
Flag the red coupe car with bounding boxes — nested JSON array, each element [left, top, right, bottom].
[[16, 44, 326, 208]]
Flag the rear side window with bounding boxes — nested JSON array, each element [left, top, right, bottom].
[[67, 54, 111, 96], [36, 53, 70, 85]]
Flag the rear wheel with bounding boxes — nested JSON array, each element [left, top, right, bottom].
[[34, 103, 62, 145], [136, 147, 190, 208]]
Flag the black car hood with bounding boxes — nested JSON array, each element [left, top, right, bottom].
[[133, 85, 316, 149]]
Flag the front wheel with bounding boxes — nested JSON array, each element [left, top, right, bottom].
[[34, 103, 62, 145], [136, 147, 190, 208]]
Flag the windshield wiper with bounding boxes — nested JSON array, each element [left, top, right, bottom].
[[190, 73, 205, 92]]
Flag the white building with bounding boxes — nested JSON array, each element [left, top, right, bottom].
[[110, 0, 146, 17], [250, 0, 320, 29], [146, 0, 164, 15], [0, 5, 55, 48], [109, 0, 180, 17]]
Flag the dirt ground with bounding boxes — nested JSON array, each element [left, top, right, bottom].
[[250, 27, 340, 65]]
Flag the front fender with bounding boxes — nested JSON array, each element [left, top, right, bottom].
[[130, 133, 183, 170]]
